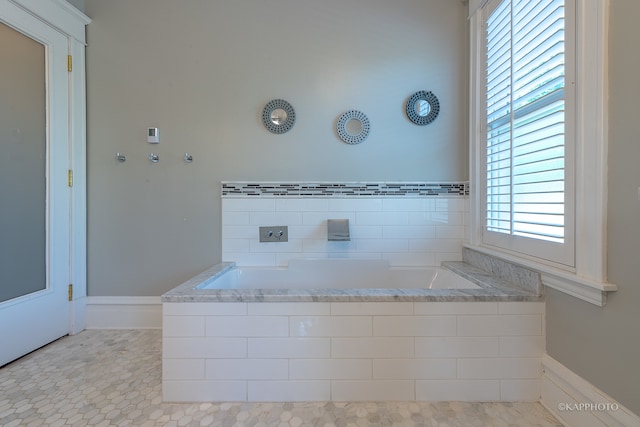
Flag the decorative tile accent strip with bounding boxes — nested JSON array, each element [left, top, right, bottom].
[[222, 182, 469, 197]]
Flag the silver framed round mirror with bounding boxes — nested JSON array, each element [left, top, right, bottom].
[[405, 90, 440, 126], [262, 99, 296, 134], [336, 110, 370, 144]]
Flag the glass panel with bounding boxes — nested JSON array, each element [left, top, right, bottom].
[[485, 0, 566, 243], [0, 22, 46, 302]]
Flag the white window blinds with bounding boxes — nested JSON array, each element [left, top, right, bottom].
[[485, 0, 566, 244]]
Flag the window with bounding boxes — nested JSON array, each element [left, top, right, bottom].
[[482, 0, 574, 267], [469, 0, 614, 305]]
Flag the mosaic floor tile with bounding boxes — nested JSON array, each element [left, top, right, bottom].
[[0, 330, 562, 426]]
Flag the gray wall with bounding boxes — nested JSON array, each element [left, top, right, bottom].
[[546, 0, 640, 415], [84, 0, 468, 296], [65, 0, 84, 12]]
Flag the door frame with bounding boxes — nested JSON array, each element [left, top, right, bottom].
[[1, 0, 90, 335]]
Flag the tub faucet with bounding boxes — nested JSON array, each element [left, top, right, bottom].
[[327, 219, 350, 241]]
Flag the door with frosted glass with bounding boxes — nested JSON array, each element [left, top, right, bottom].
[[0, 10, 71, 366]]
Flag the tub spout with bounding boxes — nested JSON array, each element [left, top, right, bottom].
[[327, 219, 350, 241]]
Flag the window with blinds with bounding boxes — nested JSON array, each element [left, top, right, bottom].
[[484, 0, 567, 248]]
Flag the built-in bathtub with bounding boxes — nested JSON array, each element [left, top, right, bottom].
[[162, 259, 544, 402], [197, 259, 481, 294]]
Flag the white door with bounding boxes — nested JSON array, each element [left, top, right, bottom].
[[0, 4, 71, 366]]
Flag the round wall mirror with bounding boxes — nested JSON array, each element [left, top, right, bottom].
[[345, 118, 363, 136], [262, 99, 296, 134], [270, 108, 288, 125], [405, 90, 440, 125], [416, 99, 431, 117], [336, 110, 370, 144]]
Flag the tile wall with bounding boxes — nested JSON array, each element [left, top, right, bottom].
[[162, 300, 545, 402], [221, 182, 469, 267], [162, 182, 544, 403]]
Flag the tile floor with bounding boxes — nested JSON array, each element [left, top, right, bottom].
[[0, 329, 562, 427]]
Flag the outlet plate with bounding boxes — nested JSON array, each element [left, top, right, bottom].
[[259, 226, 289, 242]]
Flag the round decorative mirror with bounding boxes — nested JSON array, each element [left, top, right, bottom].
[[336, 110, 370, 144], [405, 90, 440, 125], [262, 99, 296, 134], [270, 108, 288, 125], [345, 118, 363, 136]]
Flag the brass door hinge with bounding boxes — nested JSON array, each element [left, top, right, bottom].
[[68, 284, 73, 301], [67, 55, 72, 72], [68, 170, 73, 187]]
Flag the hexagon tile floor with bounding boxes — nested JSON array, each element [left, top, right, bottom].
[[0, 329, 562, 427]]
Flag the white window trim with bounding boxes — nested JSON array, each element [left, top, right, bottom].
[[468, 0, 616, 306]]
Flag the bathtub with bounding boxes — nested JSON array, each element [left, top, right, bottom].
[[162, 258, 544, 402], [197, 259, 481, 291]]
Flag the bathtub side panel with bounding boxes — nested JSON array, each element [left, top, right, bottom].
[[162, 300, 544, 402]]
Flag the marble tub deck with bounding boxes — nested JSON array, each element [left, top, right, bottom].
[[161, 262, 542, 303]]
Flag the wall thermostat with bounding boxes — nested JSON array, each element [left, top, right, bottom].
[[147, 127, 159, 143]]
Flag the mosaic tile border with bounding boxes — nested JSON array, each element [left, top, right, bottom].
[[221, 182, 469, 197]]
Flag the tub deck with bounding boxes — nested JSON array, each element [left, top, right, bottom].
[[161, 262, 542, 303]]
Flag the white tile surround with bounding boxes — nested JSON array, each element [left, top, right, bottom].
[[162, 301, 545, 402], [162, 182, 545, 403], [222, 195, 469, 267]]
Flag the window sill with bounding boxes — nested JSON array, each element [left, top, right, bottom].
[[463, 244, 617, 306]]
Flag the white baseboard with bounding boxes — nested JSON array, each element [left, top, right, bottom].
[[541, 354, 640, 427], [85, 296, 162, 330]]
